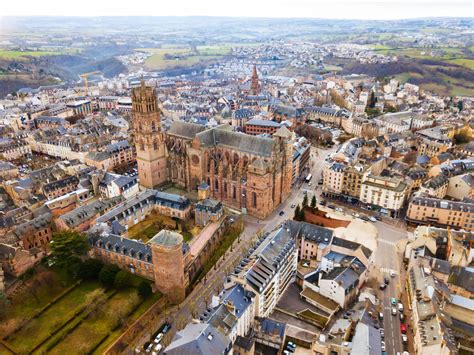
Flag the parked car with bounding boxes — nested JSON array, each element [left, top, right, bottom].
[[398, 302, 404, 312], [402, 334, 408, 343], [399, 312, 404, 322], [319, 200, 326, 206], [400, 323, 407, 334], [328, 205, 336, 209], [380, 328, 385, 338], [369, 216, 377, 222], [381, 341, 386, 351], [392, 307, 397, 316], [279, 211, 285, 216], [154, 344, 162, 352], [291, 204, 296, 208], [379, 312, 384, 320], [380, 283, 387, 290], [384, 277, 390, 285], [390, 271, 396, 277], [375, 215, 382, 221], [361, 216, 370, 222]]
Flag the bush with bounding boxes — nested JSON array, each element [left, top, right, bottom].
[[78, 259, 104, 280], [114, 271, 132, 289], [99, 265, 120, 287], [137, 281, 152, 298]]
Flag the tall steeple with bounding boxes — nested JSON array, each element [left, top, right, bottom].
[[251, 64, 260, 95], [132, 82, 167, 188]]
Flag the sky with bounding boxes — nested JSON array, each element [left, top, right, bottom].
[[1, 0, 472, 19], [0, 0, 474, 19]]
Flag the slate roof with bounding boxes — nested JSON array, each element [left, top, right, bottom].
[[168, 121, 206, 139], [245, 118, 281, 127], [89, 233, 152, 263], [168, 122, 276, 157], [164, 323, 230, 355]]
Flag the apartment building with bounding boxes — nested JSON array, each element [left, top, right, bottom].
[[0, 140, 31, 161], [407, 259, 458, 355], [446, 173, 474, 200], [322, 162, 345, 197], [406, 195, 474, 231], [231, 223, 298, 317], [360, 174, 409, 217], [42, 175, 80, 200], [419, 174, 449, 199], [244, 118, 282, 136]]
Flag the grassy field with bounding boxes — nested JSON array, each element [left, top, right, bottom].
[[0, 50, 63, 60], [6, 280, 106, 353], [126, 211, 199, 243], [446, 58, 474, 70], [1, 267, 160, 355], [140, 43, 255, 70]]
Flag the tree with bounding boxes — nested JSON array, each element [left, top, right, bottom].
[[302, 194, 308, 207], [99, 264, 120, 287], [294, 205, 301, 221], [453, 132, 471, 145], [114, 271, 132, 289], [311, 195, 317, 209], [367, 91, 376, 109], [49, 231, 90, 274], [299, 206, 306, 222], [457, 100, 464, 112], [137, 281, 152, 298], [78, 259, 103, 280]]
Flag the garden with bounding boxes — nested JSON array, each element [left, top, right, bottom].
[[0, 231, 160, 355]]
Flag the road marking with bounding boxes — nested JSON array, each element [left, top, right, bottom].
[[379, 239, 396, 246]]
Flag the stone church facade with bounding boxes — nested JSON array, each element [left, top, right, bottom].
[[133, 82, 293, 219]]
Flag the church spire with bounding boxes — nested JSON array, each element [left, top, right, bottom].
[[251, 64, 260, 95]]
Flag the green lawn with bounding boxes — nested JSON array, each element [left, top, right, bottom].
[[46, 289, 140, 354], [446, 58, 474, 70], [0, 50, 62, 60], [127, 211, 199, 243], [7, 281, 104, 353], [2, 267, 161, 355]]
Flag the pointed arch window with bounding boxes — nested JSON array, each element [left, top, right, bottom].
[[151, 121, 156, 132]]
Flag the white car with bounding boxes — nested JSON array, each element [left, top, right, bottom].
[[381, 341, 386, 351], [402, 334, 408, 343], [336, 207, 343, 212], [154, 344, 162, 352], [398, 302, 404, 312], [369, 216, 377, 222], [390, 271, 396, 277]]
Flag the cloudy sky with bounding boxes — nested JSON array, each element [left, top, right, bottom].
[[1, 0, 472, 19]]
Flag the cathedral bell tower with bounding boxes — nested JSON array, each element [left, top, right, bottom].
[[132, 80, 167, 188], [251, 64, 261, 95]]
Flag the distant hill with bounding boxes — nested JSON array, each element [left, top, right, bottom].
[[342, 58, 474, 97]]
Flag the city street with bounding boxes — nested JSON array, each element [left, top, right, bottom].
[[129, 144, 410, 354]]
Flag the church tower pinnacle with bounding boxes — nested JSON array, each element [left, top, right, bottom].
[[132, 81, 167, 188], [251, 64, 261, 95]]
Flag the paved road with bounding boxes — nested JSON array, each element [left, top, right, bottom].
[[375, 221, 408, 355], [131, 147, 338, 353]]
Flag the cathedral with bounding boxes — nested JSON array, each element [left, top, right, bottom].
[[132, 81, 293, 219]]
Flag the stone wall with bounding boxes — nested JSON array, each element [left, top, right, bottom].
[[302, 207, 350, 229]]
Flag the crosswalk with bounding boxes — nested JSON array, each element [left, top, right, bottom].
[[379, 239, 396, 246]]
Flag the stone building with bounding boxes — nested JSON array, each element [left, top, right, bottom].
[[132, 81, 167, 188], [149, 230, 187, 304], [132, 82, 293, 219], [165, 122, 293, 219]]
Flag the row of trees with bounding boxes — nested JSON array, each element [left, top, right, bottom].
[[294, 194, 317, 221]]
